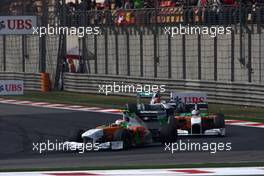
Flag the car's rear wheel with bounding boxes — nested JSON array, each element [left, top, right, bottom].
[[213, 113, 226, 136], [125, 104, 138, 113], [214, 113, 225, 128]]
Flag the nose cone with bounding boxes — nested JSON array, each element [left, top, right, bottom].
[[82, 128, 104, 141]]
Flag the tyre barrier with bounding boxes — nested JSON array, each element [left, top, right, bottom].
[[0, 72, 41, 91]]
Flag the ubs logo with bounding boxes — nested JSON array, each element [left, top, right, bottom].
[[0, 20, 5, 30], [7, 19, 33, 30]]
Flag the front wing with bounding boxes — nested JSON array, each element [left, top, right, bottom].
[[64, 141, 124, 151], [177, 128, 226, 136]]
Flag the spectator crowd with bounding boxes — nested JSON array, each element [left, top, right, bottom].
[[62, 0, 264, 25], [65, 0, 264, 12]]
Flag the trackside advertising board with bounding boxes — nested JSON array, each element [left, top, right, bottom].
[[0, 16, 37, 35], [170, 92, 207, 104], [0, 80, 24, 95]]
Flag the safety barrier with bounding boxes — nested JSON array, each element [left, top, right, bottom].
[[0, 72, 41, 91], [40, 73, 50, 92], [64, 73, 264, 107]]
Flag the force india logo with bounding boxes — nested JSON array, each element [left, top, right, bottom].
[[0, 21, 5, 30]]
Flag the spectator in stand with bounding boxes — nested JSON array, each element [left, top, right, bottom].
[[77, 0, 88, 11], [115, 0, 123, 8], [129, 0, 135, 8], [54, 0, 62, 16], [75, 0, 80, 6], [186, 0, 199, 6], [257, 0, 264, 22], [196, 0, 206, 23], [67, 2, 76, 13], [222, 0, 235, 5], [124, 0, 131, 9], [237, 0, 250, 24], [76, 0, 90, 25], [144, 0, 153, 8], [91, 0, 96, 9], [25, 0, 38, 14], [104, 0, 112, 9], [255, 0, 264, 6], [65, 2, 76, 26], [252, 0, 264, 23], [134, 0, 143, 8], [220, 0, 236, 24]]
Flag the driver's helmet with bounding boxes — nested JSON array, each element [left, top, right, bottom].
[[151, 91, 161, 104], [115, 119, 127, 127], [191, 103, 200, 116], [191, 109, 199, 116], [123, 112, 130, 122], [115, 119, 125, 125]]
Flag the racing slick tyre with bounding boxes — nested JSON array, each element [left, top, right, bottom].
[[125, 104, 138, 113], [113, 128, 133, 149], [160, 116, 178, 144], [69, 129, 85, 142], [168, 115, 177, 126], [214, 113, 225, 128]]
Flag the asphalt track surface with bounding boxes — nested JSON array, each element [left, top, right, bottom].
[[0, 103, 264, 170]]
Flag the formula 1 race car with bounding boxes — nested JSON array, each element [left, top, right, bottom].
[[65, 111, 178, 150], [170, 92, 226, 136], [125, 92, 178, 141], [175, 103, 226, 136]]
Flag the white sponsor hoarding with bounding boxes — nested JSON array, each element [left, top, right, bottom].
[[0, 16, 37, 35], [0, 80, 24, 95], [170, 92, 207, 104]]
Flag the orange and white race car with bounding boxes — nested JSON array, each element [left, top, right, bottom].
[[66, 111, 178, 150], [175, 103, 226, 136], [169, 92, 226, 136]]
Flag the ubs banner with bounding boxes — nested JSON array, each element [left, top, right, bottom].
[[0, 80, 24, 95], [170, 92, 207, 104], [0, 16, 37, 34]]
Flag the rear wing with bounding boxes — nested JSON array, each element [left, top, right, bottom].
[[184, 103, 208, 112], [137, 92, 155, 98], [170, 92, 207, 105], [137, 92, 161, 105]]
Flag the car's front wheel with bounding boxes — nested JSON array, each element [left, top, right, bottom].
[[160, 116, 178, 144], [113, 128, 133, 149], [69, 129, 85, 142]]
